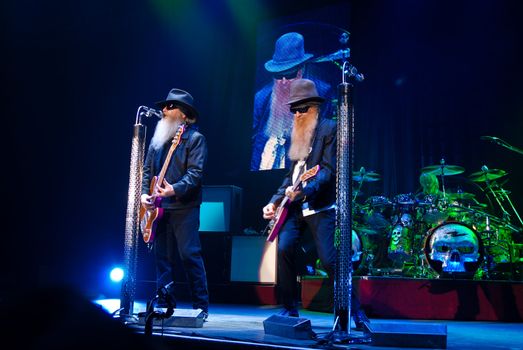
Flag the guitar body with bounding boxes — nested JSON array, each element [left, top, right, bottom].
[[139, 175, 164, 244], [266, 200, 289, 242], [264, 165, 321, 242]]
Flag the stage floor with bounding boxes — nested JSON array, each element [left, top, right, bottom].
[[95, 299, 523, 350]]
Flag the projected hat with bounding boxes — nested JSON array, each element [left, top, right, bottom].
[[264, 32, 313, 73]]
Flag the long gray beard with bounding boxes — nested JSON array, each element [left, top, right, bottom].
[[288, 114, 318, 161], [150, 118, 182, 150]]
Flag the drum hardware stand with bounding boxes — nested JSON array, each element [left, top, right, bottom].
[[477, 164, 523, 228], [480, 216, 494, 279], [493, 183, 523, 228], [352, 168, 365, 203]]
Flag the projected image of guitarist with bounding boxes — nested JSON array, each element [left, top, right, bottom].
[[261, 79, 369, 329], [140, 88, 209, 320]]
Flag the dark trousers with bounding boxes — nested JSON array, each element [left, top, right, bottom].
[[154, 207, 209, 312], [278, 207, 361, 312]]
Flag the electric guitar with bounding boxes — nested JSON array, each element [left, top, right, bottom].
[[264, 165, 320, 242], [139, 124, 186, 244]]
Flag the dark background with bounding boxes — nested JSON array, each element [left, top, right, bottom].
[[2, 0, 522, 300]]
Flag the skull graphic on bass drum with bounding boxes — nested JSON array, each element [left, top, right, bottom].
[[424, 221, 483, 276]]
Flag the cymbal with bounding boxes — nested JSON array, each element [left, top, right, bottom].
[[446, 191, 476, 201], [353, 172, 381, 182], [421, 164, 465, 176], [468, 169, 507, 182]]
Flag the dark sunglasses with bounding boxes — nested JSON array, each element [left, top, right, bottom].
[[165, 103, 179, 110], [273, 66, 301, 80], [290, 105, 311, 114], [274, 71, 298, 80]]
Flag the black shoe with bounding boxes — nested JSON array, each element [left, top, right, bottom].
[[352, 310, 370, 331], [278, 308, 299, 317]]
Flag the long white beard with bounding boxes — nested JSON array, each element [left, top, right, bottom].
[[150, 118, 183, 150], [288, 114, 318, 161]]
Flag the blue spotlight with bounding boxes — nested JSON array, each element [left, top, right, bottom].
[[110, 267, 124, 283]]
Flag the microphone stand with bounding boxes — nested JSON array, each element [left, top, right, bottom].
[[318, 33, 370, 346], [144, 283, 175, 337], [119, 106, 159, 322]]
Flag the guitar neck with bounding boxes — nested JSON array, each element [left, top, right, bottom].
[[152, 124, 185, 193], [155, 144, 176, 188]]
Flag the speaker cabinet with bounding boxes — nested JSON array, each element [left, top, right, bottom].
[[200, 185, 242, 233], [230, 235, 277, 283]]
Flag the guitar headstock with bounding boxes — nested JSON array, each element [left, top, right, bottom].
[[301, 165, 320, 182], [172, 124, 187, 147]]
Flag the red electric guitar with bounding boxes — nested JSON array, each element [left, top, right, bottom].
[[264, 165, 320, 242], [139, 124, 186, 244]]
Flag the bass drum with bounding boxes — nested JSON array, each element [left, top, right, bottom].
[[318, 230, 365, 275], [351, 229, 365, 272], [424, 221, 484, 278]]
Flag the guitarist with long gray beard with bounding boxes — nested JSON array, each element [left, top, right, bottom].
[[262, 79, 369, 330], [141, 88, 209, 320]]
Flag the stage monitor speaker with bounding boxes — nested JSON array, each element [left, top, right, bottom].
[[263, 315, 315, 340], [363, 321, 447, 349], [200, 185, 242, 233], [138, 308, 205, 328]]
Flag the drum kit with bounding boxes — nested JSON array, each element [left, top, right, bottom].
[[350, 163, 523, 281]]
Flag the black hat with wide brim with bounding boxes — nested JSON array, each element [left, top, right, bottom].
[[155, 88, 199, 120]]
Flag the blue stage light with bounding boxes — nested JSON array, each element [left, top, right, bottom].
[[109, 267, 124, 283]]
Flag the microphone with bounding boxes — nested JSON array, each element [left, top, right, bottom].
[[141, 106, 162, 119], [345, 64, 365, 82], [313, 49, 350, 63], [481, 165, 489, 172]]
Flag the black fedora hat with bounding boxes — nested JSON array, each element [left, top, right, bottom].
[[264, 32, 313, 73], [287, 78, 325, 105], [155, 88, 199, 120]]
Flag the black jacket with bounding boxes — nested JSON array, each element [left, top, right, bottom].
[[270, 117, 337, 211], [142, 125, 207, 210]]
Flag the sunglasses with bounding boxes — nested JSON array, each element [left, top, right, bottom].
[[273, 66, 301, 80], [274, 71, 298, 80], [290, 105, 311, 114], [165, 103, 179, 110]]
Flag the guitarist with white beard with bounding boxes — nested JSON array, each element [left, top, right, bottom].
[[141, 88, 209, 320], [261, 79, 369, 330]]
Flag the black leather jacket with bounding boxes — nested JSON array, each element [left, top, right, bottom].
[[142, 125, 207, 210], [270, 117, 337, 211]]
